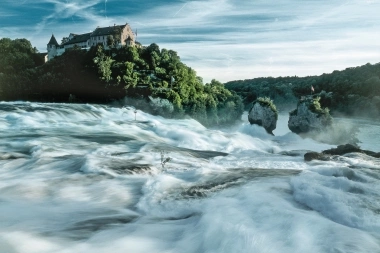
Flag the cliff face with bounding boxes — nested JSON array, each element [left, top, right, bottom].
[[248, 101, 277, 135], [288, 97, 332, 134]]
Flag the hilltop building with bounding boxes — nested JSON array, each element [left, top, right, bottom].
[[47, 23, 137, 61]]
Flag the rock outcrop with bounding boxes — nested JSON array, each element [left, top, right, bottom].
[[248, 98, 278, 135], [304, 144, 380, 161], [288, 96, 332, 134], [304, 151, 328, 161]]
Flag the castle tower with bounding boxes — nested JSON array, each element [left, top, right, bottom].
[[125, 35, 134, 47], [47, 34, 59, 61]]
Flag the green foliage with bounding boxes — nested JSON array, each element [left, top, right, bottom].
[[225, 62, 380, 118], [290, 96, 331, 123], [106, 35, 115, 48], [224, 76, 298, 111], [309, 96, 321, 112], [0, 37, 243, 126], [307, 96, 330, 116], [93, 45, 114, 83], [256, 97, 278, 117], [89, 43, 243, 126], [0, 38, 42, 100]]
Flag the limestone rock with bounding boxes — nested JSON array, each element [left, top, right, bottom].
[[248, 98, 278, 135], [288, 96, 332, 134]]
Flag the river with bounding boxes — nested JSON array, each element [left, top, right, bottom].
[[0, 102, 379, 253]]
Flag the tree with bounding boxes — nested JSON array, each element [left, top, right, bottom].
[[123, 62, 138, 89], [0, 37, 245, 126], [93, 45, 113, 83], [107, 35, 115, 48]]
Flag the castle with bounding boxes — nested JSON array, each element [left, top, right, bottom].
[[47, 23, 137, 61]]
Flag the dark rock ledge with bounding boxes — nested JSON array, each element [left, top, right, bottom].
[[304, 144, 380, 161]]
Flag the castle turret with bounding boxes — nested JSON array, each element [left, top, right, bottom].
[[125, 35, 134, 47], [47, 34, 59, 61]]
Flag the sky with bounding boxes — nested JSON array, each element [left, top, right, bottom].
[[1, 0, 380, 83]]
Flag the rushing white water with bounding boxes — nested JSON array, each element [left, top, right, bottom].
[[0, 102, 379, 253]]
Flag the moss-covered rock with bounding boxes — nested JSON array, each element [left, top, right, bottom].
[[288, 96, 332, 134], [248, 97, 278, 134]]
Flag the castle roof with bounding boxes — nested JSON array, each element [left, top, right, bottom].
[[47, 35, 59, 46], [62, 33, 91, 46], [91, 24, 127, 37]]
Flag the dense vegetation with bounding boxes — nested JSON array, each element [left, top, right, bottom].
[[0, 38, 243, 126], [225, 63, 380, 117], [289, 96, 331, 119]]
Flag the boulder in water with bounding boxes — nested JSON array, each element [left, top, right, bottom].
[[304, 151, 328, 161], [304, 144, 380, 161], [288, 96, 332, 134], [248, 97, 278, 135]]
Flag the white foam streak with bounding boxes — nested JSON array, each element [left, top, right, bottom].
[[0, 102, 379, 252]]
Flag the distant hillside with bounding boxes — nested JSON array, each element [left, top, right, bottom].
[[225, 63, 380, 117]]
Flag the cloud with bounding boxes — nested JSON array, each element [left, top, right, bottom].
[[2, 0, 380, 83], [120, 0, 380, 82], [33, 0, 103, 31], [26, 0, 120, 50]]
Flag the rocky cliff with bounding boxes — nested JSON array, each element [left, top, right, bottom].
[[288, 96, 332, 134], [248, 97, 278, 134]]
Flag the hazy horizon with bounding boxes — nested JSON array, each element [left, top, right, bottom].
[[2, 0, 380, 83]]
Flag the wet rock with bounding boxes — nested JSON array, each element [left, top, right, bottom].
[[304, 152, 328, 161], [248, 98, 278, 135], [323, 144, 362, 156], [304, 144, 380, 161], [288, 96, 332, 134], [323, 144, 380, 158]]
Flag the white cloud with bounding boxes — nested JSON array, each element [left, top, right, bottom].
[[34, 0, 103, 31], [26, 0, 116, 50], [3, 0, 380, 82], [120, 0, 380, 82]]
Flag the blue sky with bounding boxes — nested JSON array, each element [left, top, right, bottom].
[[1, 0, 380, 83]]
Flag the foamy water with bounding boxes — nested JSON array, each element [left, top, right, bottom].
[[0, 102, 379, 253]]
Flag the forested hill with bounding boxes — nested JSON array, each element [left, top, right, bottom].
[[225, 63, 380, 117], [0, 38, 243, 126]]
